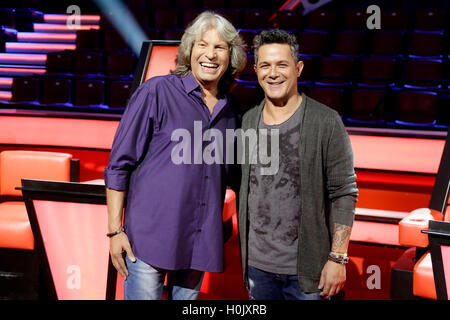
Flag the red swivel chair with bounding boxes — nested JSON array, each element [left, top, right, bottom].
[[394, 128, 450, 299], [0, 151, 79, 299]]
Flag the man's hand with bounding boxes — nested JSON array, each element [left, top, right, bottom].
[[110, 232, 136, 280], [318, 260, 346, 299]]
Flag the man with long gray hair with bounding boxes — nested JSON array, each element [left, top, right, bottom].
[[104, 11, 246, 300]]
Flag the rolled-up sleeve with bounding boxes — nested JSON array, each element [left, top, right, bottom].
[[104, 81, 157, 191]]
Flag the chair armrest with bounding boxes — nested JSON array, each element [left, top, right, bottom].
[[399, 208, 444, 247]]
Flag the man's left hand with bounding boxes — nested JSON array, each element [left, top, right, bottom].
[[318, 260, 346, 299]]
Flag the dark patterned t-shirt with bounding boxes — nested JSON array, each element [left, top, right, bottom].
[[248, 100, 304, 275]]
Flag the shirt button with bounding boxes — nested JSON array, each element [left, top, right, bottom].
[[201, 202, 206, 206], [205, 176, 209, 179], [197, 228, 202, 232]]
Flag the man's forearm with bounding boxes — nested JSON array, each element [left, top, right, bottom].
[[106, 188, 126, 233], [331, 223, 352, 254]]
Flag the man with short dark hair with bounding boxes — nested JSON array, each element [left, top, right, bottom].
[[238, 29, 358, 300]]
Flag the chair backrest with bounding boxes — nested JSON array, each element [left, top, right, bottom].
[[74, 79, 104, 106], [307, 87, 344, 115], [334, 30, 366, 56], [74, 51, 103, 75], [45, 50, 73, 74], [40, 78, 71, 105], [298, 30, 329, 56], [405, 59, 443, 88], [318, 56, 353, 84], [360, 56, 396, 86], [351, 89, 386, 122], [414, 9, 447, 31], [371, 30, 405, 56], [397, 90, 438, 124], [380, 9, 409, 30], [307, 10, 336, 30], [410, 31, 444, 57], [109, 80, 133, 108], [10, 77, 39, 102], [0, 150, 73, 197]]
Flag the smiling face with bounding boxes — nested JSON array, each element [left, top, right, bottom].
[[190, 26, 230, 92], [254, 43, 303, 106]]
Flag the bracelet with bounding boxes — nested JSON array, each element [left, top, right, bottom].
[[328, 252, 349, 264], [107, 227, 125, 238], [330, 251, 348, 258]]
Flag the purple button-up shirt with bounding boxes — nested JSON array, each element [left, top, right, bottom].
[[104, 73, 237, 272]]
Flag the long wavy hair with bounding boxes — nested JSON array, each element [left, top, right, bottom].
[[171, 11, 247, 95]]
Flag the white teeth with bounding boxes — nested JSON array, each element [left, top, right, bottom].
[[200, 63, 218, 68]]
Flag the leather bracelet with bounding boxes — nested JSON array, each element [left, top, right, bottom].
[[107, 227, 125, 238], [328, 252, 349, 264]]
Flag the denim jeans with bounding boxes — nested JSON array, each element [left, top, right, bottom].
[[248, 265, 324, 300], [124, 255, 204, 300]]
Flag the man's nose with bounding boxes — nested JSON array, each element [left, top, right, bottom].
[[268, 66, 279, 78], [205, 46, 216, 59]]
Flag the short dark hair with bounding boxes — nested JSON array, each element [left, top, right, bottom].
[[253, 29, 299, 63]]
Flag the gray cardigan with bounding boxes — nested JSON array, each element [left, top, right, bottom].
[[238, 93, 359, 293]]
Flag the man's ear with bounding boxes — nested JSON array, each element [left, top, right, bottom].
[[296, 60, 304, 78]]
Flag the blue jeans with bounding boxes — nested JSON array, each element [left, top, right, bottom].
[[248, 265, 324, 300], [124, 255, 204, 300]]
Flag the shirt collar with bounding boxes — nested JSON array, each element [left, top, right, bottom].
[[181, 72, 201, 94]]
